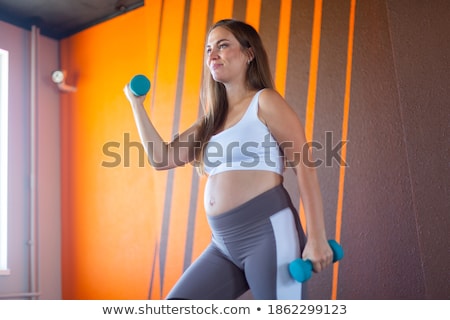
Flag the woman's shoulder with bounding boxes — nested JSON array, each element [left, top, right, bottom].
[[258, 88, 291, 115], [258, 87, 279, 98], [257, 88, 305, 137]]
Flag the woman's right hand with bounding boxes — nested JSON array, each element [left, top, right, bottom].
[[123, 84, 147, 107]]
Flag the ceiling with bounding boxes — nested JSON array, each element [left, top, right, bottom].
[[0, 0, 144, 40]]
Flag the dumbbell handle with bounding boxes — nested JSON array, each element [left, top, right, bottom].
[[289, 240, 344, 283]]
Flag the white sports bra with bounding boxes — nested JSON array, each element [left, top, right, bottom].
[[204, 90, 284, 176]]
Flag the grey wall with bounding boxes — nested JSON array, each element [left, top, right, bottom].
[[0, 20, 61, 299], [385, 0, 450, 299]]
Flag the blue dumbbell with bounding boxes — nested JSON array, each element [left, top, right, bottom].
[[129, 74, 151, 96], [289, 240, 344, 282]]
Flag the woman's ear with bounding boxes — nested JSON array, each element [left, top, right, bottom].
[[247, 47, 255, 63]]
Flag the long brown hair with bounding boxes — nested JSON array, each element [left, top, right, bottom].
[[195, 19, 274, 174]]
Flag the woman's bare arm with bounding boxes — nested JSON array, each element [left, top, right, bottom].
[[259, 88, 333, 273], [124, 85, 200, 170]]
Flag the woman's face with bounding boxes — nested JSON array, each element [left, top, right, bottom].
[[206, 27, 249, 84]]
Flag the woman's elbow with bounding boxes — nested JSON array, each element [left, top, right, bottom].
[[151, 162, 171, 171]]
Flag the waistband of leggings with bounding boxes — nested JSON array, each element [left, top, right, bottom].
[[207, 183, 295, 230]]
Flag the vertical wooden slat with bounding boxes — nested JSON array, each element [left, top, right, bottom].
[[332, 0, 357, 300], [179, 0, 210, 271], [275, 0, 292, 96], [146, 0, 165, 301], [299, 0, 323, 230], [163, 0, 210, 298], [232, 0, 247, 21], [149, 0, 186, 298], [162, 0, 192, 297]]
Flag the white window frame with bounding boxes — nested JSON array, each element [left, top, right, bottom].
[[0, 48, 9, 275]]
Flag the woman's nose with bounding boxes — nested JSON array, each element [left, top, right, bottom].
[[208, 47, 219, 58], [207, 51, 218, 65]]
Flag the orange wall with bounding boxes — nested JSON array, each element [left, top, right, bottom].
[[61, 0, 448, 299], [60, 1, 163, 299]]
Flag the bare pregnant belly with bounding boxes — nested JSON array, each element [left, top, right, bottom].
[[204, 170, 283, 216]]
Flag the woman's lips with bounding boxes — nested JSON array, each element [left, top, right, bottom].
[[211, 63, 223, 71]]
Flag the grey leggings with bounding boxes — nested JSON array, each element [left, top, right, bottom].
[[166, 184, 306, 300]]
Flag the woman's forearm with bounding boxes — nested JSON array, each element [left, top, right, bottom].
[[130, 101, 169, 169], [296, 165, 327, 241]]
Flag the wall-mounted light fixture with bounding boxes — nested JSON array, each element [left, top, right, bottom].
[[51, 70, 77, 92]]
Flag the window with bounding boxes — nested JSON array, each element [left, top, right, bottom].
[[0, 48, 9, 275]]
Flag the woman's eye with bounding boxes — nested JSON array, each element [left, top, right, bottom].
[[219, 44, 227, 49]]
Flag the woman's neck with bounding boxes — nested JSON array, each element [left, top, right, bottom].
[[225, 84, 256, 107]]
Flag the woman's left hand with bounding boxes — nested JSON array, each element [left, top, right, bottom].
[[302, 237, 334, 273]]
